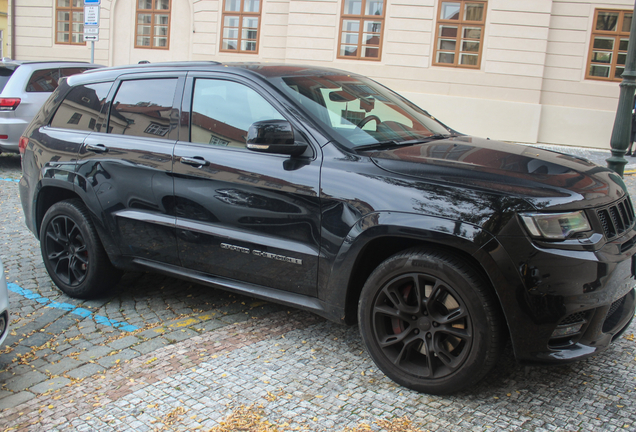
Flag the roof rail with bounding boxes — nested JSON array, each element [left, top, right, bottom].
[[88, 61, 223, 74]]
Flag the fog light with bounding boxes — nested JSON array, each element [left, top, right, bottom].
[[551, 323, 584, 338]]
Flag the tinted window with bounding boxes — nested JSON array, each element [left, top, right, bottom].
[[26, 67, 93, 93], [0, 68, 14, 93], [190, 79, 284, 148], [108, 79, 177, 138], [50, 82, 113, 131], [61, 67, 90, 78]]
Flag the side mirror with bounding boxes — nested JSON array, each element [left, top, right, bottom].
[[246, 120, 308, 156]]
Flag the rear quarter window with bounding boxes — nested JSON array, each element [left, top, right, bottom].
[[0, 68, 14, 93], [26, 67, 93, 93], [49, 82, 113, 131]]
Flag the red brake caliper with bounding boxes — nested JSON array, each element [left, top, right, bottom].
[[391, 283, 412, 334]]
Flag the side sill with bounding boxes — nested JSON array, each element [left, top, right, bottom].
[[132, 258, 337, 321]]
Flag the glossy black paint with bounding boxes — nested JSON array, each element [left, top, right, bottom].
[[19, 62, 636, 366]]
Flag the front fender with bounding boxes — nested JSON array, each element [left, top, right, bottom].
[[317, 211, 497, 321]]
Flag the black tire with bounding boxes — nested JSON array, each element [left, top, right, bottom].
[[40, 199, 121, 298], [358, 247, 503, 394]]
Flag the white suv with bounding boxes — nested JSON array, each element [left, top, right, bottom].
[[0, 59, 101, 154]]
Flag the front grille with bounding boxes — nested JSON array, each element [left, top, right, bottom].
[[602, 295, 627, 333], [597, 196, 635, 241], [559, 311, 586, 326]]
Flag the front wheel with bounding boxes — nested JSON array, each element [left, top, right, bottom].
[[358, 248, 503, 394], [40, 199, 121, 298]]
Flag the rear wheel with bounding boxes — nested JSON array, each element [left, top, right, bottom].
[[40, 199, 121, 298], [358, 247, 503, 394]]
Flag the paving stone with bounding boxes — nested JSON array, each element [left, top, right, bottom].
[[38, 358, 83, 376], [3, 370, 48, 392], [163, 329, 198, 343], [76, 346, 114, 362], [66, 363, 106, 380], [137, 327, 169, 340], [30, 377, 72, 394], [97, 349, 139, 367], [132, 337, 169, 355], [108, 335, 141, 351], [22, 332, 55, 348], [218, 312, 251, 324], [195, 319, 227, 333], [0, 391, 36, 410]]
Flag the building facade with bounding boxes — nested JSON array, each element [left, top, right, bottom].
[[7, 0, 636, 148]]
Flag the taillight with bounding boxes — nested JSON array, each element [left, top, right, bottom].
[[0, 98, 21, 111], [19, 136, 29, 154]]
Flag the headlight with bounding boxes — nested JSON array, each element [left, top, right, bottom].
[[520, 211, 591, 240]]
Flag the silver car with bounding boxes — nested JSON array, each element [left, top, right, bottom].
[[0, 59, 102, 154], [0, 259, 8, 346]]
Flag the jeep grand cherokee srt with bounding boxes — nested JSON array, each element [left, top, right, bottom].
[[18, 62, 636, 394]]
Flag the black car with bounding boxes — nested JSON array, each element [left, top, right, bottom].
[[18, 62, 636, 394]]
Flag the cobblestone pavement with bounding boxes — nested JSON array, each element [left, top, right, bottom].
[[0, 149, 635, 431]]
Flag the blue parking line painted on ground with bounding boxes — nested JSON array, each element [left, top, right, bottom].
[[0, 177, 19, 183], [7, 283, 138, 332]]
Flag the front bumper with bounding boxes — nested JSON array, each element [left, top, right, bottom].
[[493, 226, 636, 364]]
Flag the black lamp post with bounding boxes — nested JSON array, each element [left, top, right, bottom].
[[607, 2, 636, 176]]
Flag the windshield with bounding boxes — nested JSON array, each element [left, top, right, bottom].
[[274, 74, 451, 149]]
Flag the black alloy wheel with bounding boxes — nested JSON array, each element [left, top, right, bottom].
[[44, 214, 89, 286], [40, 199, 121, 298], [358, 248, 503, 394]]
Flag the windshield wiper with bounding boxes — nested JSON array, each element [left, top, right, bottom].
[[354, 134, 456, 152]]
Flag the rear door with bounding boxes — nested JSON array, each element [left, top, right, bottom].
[[172, 73, 322, 296], [76, 72, 184, 265]]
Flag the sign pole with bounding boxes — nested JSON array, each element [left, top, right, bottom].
[[84, 0, 100, 63]]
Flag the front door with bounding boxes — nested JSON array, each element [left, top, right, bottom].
[[172, 75, 322, 296]]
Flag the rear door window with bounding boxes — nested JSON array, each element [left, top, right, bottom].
[[107, 78, 178, 138], [50, 82, 113, 131]]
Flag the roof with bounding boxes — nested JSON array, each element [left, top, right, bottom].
[[76, 61, 358, 83], [0, 60, 100, 71]]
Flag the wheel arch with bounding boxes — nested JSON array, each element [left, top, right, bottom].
[[34, 181, 121, 264], [35, 185, 81, 238], [320, 212, 506, 327], [343, 238, 500, 325]]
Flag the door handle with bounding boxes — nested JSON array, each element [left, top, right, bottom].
[[86, 143, 108, 153], [180, 156, 210, 167]]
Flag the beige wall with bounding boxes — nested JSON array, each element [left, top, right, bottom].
[[0, 0, 7, 58], [8, 0, 635, 149]]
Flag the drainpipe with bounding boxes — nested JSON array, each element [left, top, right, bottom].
[[607, 0, 636, 176], [10, 0, 15, 59]]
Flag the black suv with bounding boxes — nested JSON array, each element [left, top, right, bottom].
[[18, 62, 636, 394]]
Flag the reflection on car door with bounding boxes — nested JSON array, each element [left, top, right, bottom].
[[76, 73, 184, 265], [172, 76, 321, 296]]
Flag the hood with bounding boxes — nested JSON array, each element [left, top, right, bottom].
[[366, 136, 627, 210]]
